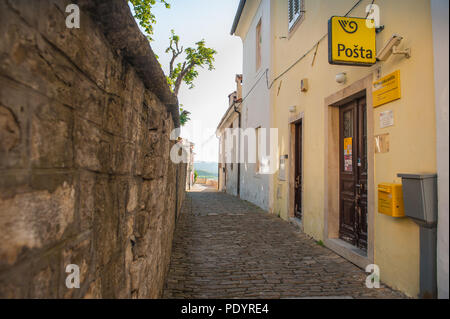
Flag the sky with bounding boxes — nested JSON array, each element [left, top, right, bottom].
[[141, 0, 243, 162]]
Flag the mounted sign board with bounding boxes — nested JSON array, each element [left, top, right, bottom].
[[328, 16, 376, 66], [373, 70, 401, 107], [375, 133, 390, 153], [379, 110, 394, 128]]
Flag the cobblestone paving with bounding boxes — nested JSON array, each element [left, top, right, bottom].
[[163, 187, 406, 299]]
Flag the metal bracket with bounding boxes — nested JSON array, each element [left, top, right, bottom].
[[392, 46, 411, 58]]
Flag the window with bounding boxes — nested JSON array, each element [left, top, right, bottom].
[[256, 19, 262, 71], [288, 0, 304, 31]]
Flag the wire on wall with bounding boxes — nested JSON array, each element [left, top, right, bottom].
[[214, 0, 371, 141]]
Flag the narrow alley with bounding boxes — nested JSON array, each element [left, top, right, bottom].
[[163, 186, 405, 299]]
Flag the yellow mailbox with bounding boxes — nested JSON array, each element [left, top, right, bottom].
[[378, 183, 405, 217]]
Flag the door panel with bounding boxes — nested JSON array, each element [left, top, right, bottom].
[[294, 121, 302, 219], [339, 97, 368, 251]]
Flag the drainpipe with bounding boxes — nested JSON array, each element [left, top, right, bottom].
[[233, 101, 241, 197]]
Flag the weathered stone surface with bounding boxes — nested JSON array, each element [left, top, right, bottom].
[[0, 0, 186, 298], [163, 189, 406, 299], [0, 105, 20, 152], [0, 182, 76, 266]]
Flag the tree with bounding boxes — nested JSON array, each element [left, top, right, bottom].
[[166, 30, 217, 96], [129, 1, 217, 126], [129, 0, 170, 41]]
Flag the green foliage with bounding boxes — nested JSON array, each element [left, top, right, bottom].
[[166, 30, 217, 96], [129, 2, 217, 126], [179, 106, 191, 126], [194, 170, 198, 183], [316, 240, 325, 247], [129, 0, 170, 41]]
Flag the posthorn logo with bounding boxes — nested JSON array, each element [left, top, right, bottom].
[[338, 19, 358, 33]]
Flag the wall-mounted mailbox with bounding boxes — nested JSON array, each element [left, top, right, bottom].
[[398, 173, 438, 298], [378, 183, 405, 217], [397, 173, 437, 226]]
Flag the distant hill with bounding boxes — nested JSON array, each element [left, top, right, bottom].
[[194, 162, 218, 176], [196, 169, 218, 181]]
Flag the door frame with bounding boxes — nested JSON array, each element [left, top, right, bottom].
[[323, 74, 374, 269], [288, 112, 304, 225]]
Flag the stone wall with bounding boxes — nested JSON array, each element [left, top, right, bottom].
[[0, 0, 185, 298]]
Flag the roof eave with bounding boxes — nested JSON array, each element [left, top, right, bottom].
[[230, 0, 246, 35]]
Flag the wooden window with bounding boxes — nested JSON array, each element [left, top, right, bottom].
[[256, 19, 262, 71], [288, 0, 304, 31]]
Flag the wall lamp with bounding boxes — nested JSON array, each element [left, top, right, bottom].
[[336, 72, 347, 84]]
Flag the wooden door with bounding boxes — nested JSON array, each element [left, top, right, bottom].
[[339, 97, 367, 250], [294, 121, 302, 219]]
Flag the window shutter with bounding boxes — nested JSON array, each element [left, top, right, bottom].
[[294, 0, 299, 15], [289, 0, 303, 30], [288, 0, 294, 23]]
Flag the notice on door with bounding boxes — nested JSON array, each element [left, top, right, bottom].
[[344, 137, 353, 172], [373, 70, 401, 107]]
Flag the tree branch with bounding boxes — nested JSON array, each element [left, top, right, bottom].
[[174, 62, 194, 96]]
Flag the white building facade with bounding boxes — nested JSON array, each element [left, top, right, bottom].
[[230, 0, 273, 211]]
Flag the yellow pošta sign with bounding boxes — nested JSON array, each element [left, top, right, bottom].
[[328, 16, 376, 66], [373, 70, 401, 107]]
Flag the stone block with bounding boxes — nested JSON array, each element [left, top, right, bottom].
[[112, 138, 135, 175], [31, 102, 73, 169], [77, 170, 96, 232], [74, 117, 112, 172], [0, 79, 31, 169], [103, 96, 125, 136], [0, 182, 76, 266], [93, 176, 118, 268]]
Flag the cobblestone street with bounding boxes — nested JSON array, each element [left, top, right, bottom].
[[163, 186, 406, 299]]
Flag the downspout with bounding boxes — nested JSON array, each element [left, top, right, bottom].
[[233, 101, 241, 197]]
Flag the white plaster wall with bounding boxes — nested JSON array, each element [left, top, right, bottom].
[[431, 0, 449, 299], [225, 116, 240, 197], [238, 0, 272, 211]]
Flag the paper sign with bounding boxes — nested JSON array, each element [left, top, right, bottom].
[[344, 137, 353, 155], [343, 137, 353, 171], [379, 110, 394, 128]]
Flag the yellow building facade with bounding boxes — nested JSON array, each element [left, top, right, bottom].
[[267, 0, 437, 297]]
